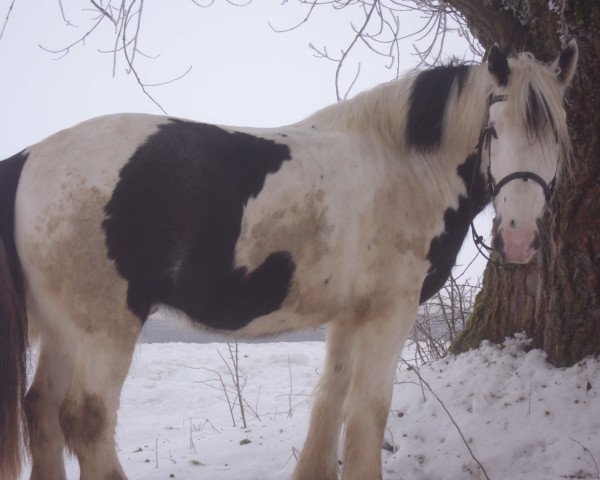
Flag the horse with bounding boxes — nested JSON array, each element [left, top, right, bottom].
[[0, 40, 577, 480]]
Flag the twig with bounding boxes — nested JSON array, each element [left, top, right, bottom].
[[569, 438, 600, 479], [405, 365, 491, 480], [227, 342, 247, 428], [119, 0, 168, 114], [411, 270, 480, 363], [268, 0, 319, 33], [188, 418, 197, 454], [142, 65, 193, 86], [287, 354, 294, 418], [155, 438, 158, 469], [39, 14, 105, 59], [334, 0, 378, 101], [58, 0, 77, 26], [0, 0, 17, 44], [399, 358, 426, 402], [90, 0, 116, 25], [190, 365, 237, 427]]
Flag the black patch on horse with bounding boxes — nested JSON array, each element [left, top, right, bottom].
[[406, 64, 470, 153], [0, 151, 28, 300], [103, 120, 295, 329], [419, 153, 489, 304]]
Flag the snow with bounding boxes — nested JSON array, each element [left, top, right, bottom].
[[21, 335, 600, 479]]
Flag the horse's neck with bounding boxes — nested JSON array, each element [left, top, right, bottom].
[[305, 67, 492, 205], [307, 65, 490, 155], [304, 79, 412, 152]]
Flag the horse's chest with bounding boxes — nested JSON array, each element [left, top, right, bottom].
[[234, 160, 436, 329]]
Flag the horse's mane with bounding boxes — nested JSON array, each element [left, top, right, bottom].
[[308, 53, 571, 174]]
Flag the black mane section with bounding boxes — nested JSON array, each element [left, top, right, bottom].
[[406, 64, 470, 153], [419, 153, 489, 304], [526, 84, 556, 140], [103, 120, 294, 329]]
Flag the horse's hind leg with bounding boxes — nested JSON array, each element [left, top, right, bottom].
[[25, 321, 75, 480], [293, 321, 356, 480], [58, 319, 140, 480]]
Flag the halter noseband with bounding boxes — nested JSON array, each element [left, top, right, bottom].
[[470, 94, 558, 262]]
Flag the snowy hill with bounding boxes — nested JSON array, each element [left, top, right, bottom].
[[21, 336, 600, 479]]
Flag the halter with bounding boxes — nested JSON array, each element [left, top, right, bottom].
[[482, 95, 557, 201], [469, 94, 557, 262]]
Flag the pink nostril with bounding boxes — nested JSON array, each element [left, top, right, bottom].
[[500, 228, 538, 264]]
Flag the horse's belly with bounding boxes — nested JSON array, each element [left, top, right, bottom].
[[234, 225, 430, 337]]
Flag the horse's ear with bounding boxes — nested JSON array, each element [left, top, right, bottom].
[[552, 39, 578, 87], [487, 44, 510, 87]]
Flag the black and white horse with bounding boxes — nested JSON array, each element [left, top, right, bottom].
[[0, 41, 577, 480]]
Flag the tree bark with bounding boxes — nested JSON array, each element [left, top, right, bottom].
[[449, 0, 600, 367]]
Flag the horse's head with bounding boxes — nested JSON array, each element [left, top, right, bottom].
[[484, 41, 578, 264]]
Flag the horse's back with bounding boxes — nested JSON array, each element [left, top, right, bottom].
[[14, 112, 304, 335]]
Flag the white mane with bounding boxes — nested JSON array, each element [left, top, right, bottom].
[[307, 54, 571, 174]]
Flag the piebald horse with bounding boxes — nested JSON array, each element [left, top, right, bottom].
[[0, 42, 577, 480]]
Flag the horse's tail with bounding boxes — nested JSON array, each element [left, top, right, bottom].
[[0, 151, 29, 480]]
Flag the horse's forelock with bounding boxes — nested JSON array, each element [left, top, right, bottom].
[[505, 54, 572, 175]]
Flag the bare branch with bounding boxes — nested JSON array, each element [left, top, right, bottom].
[[569, 438, 600, 479], [142, 65, 193, 87], [410, 264, 481, 363], [58, 0, 77, 26], [404, 365, 491, 480], [119, 0, 168, 113], [268, 0, 319, 33], [39, 14, 105, 58], [90, 0, 116, 25], [334, 0, 379, 101], [189, 0, 215, 7], [189, 364, 238, 427], [228, 342, 248, 428], [0, 0, 17, 44], [42, 0, 482, 118]]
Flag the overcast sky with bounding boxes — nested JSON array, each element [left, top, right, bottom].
[[0, 0, 491, 281]]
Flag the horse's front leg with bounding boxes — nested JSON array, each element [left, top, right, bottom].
[[293, 321, 356, 480], [342, 305, 417, 480]]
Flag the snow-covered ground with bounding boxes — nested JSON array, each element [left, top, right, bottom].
[[21, 336, 600, 479]]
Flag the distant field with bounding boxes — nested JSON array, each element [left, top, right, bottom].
[[139, 315, 327, 344]]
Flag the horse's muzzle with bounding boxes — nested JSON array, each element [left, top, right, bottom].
[[494, 227, 540, 264]]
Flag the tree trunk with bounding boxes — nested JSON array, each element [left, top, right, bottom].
[[448, 0, 600, 367]]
